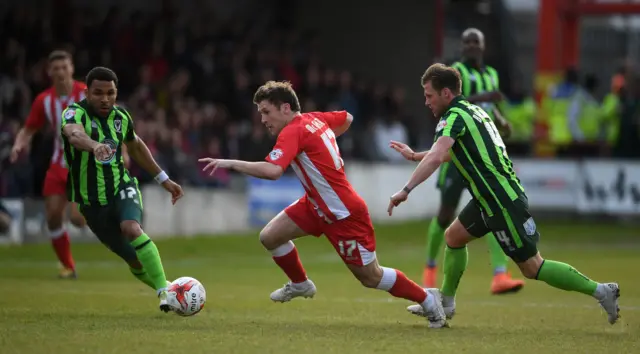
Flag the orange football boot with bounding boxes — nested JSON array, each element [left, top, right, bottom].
[[491, 272, 524, 294]]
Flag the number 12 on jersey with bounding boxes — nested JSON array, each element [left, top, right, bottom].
[[320, 129, 344, 170]]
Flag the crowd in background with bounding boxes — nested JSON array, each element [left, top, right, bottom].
[[0, 3, 638, 198], [0, 3, 419, 197]]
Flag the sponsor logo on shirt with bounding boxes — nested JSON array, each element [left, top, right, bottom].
[[436, 119, 447, 132], [269, 149, 283, 161]]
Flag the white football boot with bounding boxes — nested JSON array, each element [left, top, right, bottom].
[[597, 282, 620, 324], [158, 281, 179, 313], [406, 288, 448, 328], [270, 280, 317, 302], [407, 291, 455, 320], [158, 289, 172, 313]]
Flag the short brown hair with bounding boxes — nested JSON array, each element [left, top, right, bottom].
[[48, 50, 72, 63], [253, 81, 301, 112], [420, 63, 462, 95]]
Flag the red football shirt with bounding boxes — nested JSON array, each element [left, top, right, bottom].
[[265, 111, 367, 222]]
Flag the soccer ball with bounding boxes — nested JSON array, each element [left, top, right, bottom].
[[168, 276, 206, 316]]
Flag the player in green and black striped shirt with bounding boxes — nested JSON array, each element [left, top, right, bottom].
[[61, 67, 184, 313], [388, 63, 620, 327], [420, 28, 522, 294]]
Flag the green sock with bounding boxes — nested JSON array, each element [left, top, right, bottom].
[[536, 260, 598, 296], [426, 218, 446, 267], [486, 234, 509, 274], [129, 267, 155, 290], [441, 245, 468, 297], [130, 233, 168, 292]]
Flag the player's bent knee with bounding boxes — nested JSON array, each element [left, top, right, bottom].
[[444, 223, 469, 248], [516, 252, 544, 279], [46, 212, 64, 231], [259, 211, 306, 250], [258, 226, 279, 250], [120, 221, 143, 240]]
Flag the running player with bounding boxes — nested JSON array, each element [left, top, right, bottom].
[[388, 64, 620, 325], [10, 50, 87, 278], [199, 81, 448, 328], [418, 28, 523, 293], [61, 66, 184, 312]]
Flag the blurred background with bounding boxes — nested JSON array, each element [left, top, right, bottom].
[[0, 0, 639, 243]]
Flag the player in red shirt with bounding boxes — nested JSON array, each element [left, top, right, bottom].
[[10, 50, 87, 279], [199, 81, 448, 328]]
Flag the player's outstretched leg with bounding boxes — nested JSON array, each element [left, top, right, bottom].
[[45, 195, 77, 279], [121, 221, 172, 312], [518, 254, 620, 324], [489, 197, 618, 324], [347, 259, 447, 328], [486, 235, 525, 294], [260, 210, 315, 303]]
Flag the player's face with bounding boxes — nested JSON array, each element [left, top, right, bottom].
[[423, 81, 446, 118], [462, 33, 484, 61], [257, 100, 289, 135], [48, 58, 74, 85], [86, 80, 117, 117]]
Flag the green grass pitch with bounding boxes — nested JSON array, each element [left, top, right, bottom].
[[0, 220, 638, 354]]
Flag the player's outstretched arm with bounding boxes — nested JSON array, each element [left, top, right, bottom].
[[199, 158, 284, 181], [389, 140, 429, 162], [62, 124, 100, 152], [126, 135, 184, 204], [125, 135, 161, 175], [403, 137, 453, 191], [387, 137, 454, 216]]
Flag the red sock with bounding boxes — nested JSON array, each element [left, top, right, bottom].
[[272, 246, 307, 283], [51, 231, 75, 270], [387, 269, 427, 303]]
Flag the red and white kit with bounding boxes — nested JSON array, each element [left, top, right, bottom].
[[25, 81, 86, 196], [265, 111, 376, 266]]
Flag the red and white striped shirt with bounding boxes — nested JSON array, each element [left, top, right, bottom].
[[25, 81, 86, 167], [265, 111, 367, 222]]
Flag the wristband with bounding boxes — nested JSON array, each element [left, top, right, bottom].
[[154, 171, 169, 184], [411, 152, 415, 161], [403, 185, 413, 194]]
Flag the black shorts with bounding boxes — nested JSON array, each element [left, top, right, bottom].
[[436, 162, 466, 209], [79, 183, 143, 263], [458, 194, 540, 263]]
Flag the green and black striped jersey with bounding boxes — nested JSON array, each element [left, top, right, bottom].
[[61, 99, 136, 206], [451, 60, 500, 117], [435, 96, 525, 216]]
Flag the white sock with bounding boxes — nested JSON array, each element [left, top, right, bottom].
[[47, 227, 65, 239], [269, 242, 310, 287], [269, 241, 295, 257], [375, 267, 397, 291], [421, 291, 434, 310], [593, 283, 607, 301]]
